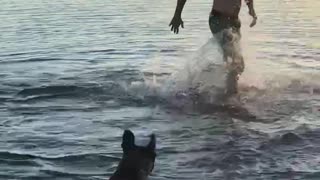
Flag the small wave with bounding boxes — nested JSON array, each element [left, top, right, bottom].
[[78, 48, 135, 55], [45, 153, 119, 162], [21, 57, 64, 63], [39, 169, 108, 177], [104, 69, 143, 79], [0, 151, 119, 164], [0, 57, 65, 64], [0, 151, 37, 161], [81, 48, 117, 53], [273, 53, 317, 61], [280, 132, 304, 145], [259, 132, 306, 151], [0, 152, 113, 179], [160, 49, 177, 53], [182, 147, 261, 172], [0, 97, 8, 103], [0, 152, 116, 179], [12, 81, 127, 105], [12, 94, 77, 103], [0, 52, 30, 57], [143, 72, 171, 77], [17, 85, 78, 97]]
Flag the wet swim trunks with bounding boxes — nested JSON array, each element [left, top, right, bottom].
[[209, 10, 241, 35]]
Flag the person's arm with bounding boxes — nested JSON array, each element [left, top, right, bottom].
[[174, 0, 187, 18], [245, 0, 257, 27], [169, 0, 187, 34]]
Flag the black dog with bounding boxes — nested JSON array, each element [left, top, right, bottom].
[[109, 130, 156, 180]]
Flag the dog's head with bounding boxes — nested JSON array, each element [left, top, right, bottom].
[[121, 130, 156, 175]]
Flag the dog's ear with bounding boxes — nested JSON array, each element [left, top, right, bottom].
[[121, 130, 135, 151], [147, 134, 156, 151]]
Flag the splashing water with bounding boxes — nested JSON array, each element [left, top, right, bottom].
[[122, 25, 320, 119], [139, 29, 246, 105]]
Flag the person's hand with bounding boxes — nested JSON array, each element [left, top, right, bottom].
[[250, 16, 257, 27], [249, 9, 257, 27], [169, 16, 184, 34]]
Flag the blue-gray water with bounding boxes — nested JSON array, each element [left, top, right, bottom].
[[1, 0, 320, 179]]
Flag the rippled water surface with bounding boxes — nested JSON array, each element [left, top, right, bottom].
[[1, 0, 320, 179]]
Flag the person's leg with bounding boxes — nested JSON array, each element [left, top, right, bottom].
[[225, 68, 239, 95], [209, 12, 226, 35], [209, 14, 227, 56], [209, 15, 239, 96], [231, 18, 245, 74], [224, 18, 243, 95]]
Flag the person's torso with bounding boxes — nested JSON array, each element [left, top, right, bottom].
[[212, 0, 242, 17]]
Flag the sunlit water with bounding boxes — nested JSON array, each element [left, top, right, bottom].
[[0, 0, 320, 179]]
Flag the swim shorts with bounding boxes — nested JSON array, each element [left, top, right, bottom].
[[209, 10, 241, 36]]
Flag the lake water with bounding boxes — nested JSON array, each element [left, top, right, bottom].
[[0, 0, 320, 179]]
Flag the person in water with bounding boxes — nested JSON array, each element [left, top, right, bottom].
[[169, 0, 257, 95]]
